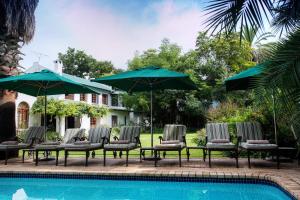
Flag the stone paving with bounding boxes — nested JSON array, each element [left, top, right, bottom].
[[0, 156, 300, 199]]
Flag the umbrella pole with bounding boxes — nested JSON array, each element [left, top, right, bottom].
[[272, 90, 277, 145], [44, 94, 47, 142], [150, 89, 153, 149]]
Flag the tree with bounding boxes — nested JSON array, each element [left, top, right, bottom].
[[205, 0, 300, 137], [58, 47, 116, 78], [0, 0, 39, 148]]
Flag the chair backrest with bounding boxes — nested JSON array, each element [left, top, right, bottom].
[[162, 124, 186, 142], [88, 126, 111, 144], [236, 122, 263, 142], [119, 126, 141, 143], [63, 128, 85, 144], [23, 126, 45, 144], [206, 123, 230, 142]]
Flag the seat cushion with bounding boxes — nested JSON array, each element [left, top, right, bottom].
[[110, 140, 130, 144], [155, 142, 185, 150], [161, 140, 180, 144], [104, 143, 137, 150], [206, 142, 236, 149], [0, 143, 30, 150], [241, 142, 277, 150], [35, 144, 64, 150], [64, 143, 102, 150], [247, 140, 269, 144]]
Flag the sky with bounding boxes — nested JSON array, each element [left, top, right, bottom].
[[20, 0, 207, 70]]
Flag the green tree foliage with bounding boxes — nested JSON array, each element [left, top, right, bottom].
[[125, 36, 254, 128], [58, 47, 116, 78], [31, 97, 108, 118]]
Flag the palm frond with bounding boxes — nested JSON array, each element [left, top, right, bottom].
[[205, 0, 274, 36], [0, 0, 39, 43], [272, 0, 300, 36]]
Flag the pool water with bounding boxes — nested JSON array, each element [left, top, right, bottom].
[[0, 177, 292, 200]]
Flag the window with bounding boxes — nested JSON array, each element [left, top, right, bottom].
[[111, 94, 118, 106], [92, 94, 98, 104], [17, 102, 29, 129], [112, 115, 118, 127], [80, 94, 86, 101], [102, 94, 108, 105], [65, 94, 74, 100], [90, 117, 97, 128]]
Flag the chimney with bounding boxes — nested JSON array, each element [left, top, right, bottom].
[[54, 60, 63, 75]]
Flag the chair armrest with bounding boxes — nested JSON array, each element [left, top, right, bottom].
[[159, 136, 163, 144], [101, 136, 109, 144], [237, 136, 242, 147], [182, 136, 187, 146], [113, 136, 119, 141], [72, 136, 82, 142], [135, 136, 141, 147]]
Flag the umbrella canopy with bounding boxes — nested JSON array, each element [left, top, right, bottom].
[[225, 64, 264, 91], [93, 66, 197, 92], [0, 69, 110, 142], [94, 66, 197, 151], [0, 69, 110, 96]]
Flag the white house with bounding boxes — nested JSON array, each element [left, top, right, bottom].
[[15, 61, 136, 136]]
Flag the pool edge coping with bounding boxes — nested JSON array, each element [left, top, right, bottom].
[[0, 170, 297, 199]]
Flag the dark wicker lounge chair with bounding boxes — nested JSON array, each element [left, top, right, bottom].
[[64, 126, 111, 166], [34, 128, 85, 166], [205, 123, 239, 168], [236, 122, 279, 168], [103, 126, 141, 166], [154, 124, 187, 167], [0, 126, 45, 165]]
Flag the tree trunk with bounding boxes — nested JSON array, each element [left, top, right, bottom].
[[0, 89, 17, 159]]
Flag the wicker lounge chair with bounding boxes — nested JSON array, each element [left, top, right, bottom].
[[205, 123, 239, 168], [236, 122, 279, 168], [34, 128, 85, 166], [64, 126, 111, 166], [103, 126, 141, 166], [0, 126, 45, 165], [154, 124, 187, 167]]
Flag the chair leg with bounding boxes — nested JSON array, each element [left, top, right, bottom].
[[139, 149, 142, 163], [154, 150, 157, 167], [56, 150, 59, 166], [236, 149, 239, 168], [92, 151, 95, 158], [203, 148, 206, 162], [64, 150, 68, 167], [179, 150, 182, 167], [187, 148, 190, 162], [126, 150, 129, 167], [4, 149, 8, 165], [208, 150, 211, 168], [247, 150, 251, 168], [85, 151, 89, 167], [35, 150, 38, 166], [103, 150, 106, 166], [22, 150, 25, 163], [276, 149, 279, 169]]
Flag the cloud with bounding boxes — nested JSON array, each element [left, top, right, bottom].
[[20, 0, 207, 70], [62, 0, 206, 68]]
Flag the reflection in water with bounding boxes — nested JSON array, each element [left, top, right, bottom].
[[12, 188, 28, 200]]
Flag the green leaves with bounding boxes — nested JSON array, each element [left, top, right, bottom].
[[205, 0, 273, 35], [58, 47, 116, 78], [31, 97, 108, 118]]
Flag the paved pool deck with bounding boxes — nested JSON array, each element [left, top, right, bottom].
[[0, 157, 300, 199]]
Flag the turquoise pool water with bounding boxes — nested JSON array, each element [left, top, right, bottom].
[[0, 177, 292, 200]]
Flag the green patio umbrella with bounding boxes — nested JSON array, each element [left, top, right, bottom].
[[0, 69, 109, 139], [225, 64, 263, 91], [94, 66, 197, 149], [224, 63, 278, 144]]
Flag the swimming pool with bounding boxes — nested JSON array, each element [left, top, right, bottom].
[[0, 176, 294, 200]]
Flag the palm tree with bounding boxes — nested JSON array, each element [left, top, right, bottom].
[[205, 0, 300, 135], [0, 0, 39, 150]]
